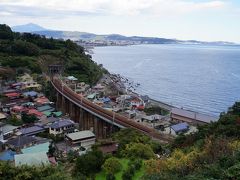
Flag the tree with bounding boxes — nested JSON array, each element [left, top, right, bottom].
[[48, 142, 56, 157], [12, 40, 40, 56], [102, 157, 122, 175], [122, 143, 155, 160], [0, 24, 13, 40], [74, 150, 104, 176], [21, 113, 37, 124]]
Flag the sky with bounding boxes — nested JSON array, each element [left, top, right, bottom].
[[0, 0, 240, 42]]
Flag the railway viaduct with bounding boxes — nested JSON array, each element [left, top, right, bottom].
[[51, 75, 172, 142]]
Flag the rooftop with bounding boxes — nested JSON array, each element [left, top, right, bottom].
[[15, 152, 49, 166], [50, 119, 74, 129], [171, 122, 189, 133], [21, 142, 50, 154], [171, 108, 219, 123], [0, 150, 16, 161], [20, 125, 45, 136], [1, 124, 19, 134], [37, 105, 55, 112], [66, 130, 95, 141], [23, 91, 38, 97], [0, 113, 7, 120], [6, 136, 36, 148]]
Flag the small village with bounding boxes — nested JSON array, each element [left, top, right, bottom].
[[0, 72, 218, 166]]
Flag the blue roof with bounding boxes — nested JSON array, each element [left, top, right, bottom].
[[0, 150, 16, 161], [171, 122, 189, 133], [50, 119, 74, 129], [102, 97, 111, 103], [23, 91, 38, 97], [20, 125, 45, 136]]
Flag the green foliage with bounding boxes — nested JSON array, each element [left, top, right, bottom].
[[225, 163, 240, 179], [7, 115, 23, 126], [37, 131, 64, 142], [0, 24, 13, 40], [106, 173, 116, 180], [48, 142, 56, 157], [145, 102, 240, 179], [0, 161, 73, 180], [102, 157, 122, 175], [122, 143, 155, 160], [74, 150, 104, 177], [144, 106, 169, 116], [21, 113, 38, 124], [112, 128, 150, 156], [0, 24, 105, 84], [12, 40, 40, 56]]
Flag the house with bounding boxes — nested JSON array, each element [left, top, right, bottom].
[[130, 97, 144, 108], [21, 142, 50, 154], [0, 124, 19, 141], [19, 125, 45, 136], [99, 143, 118, 154], [170, 122, 189, 135], [171, 108, 218, 125], [5, 92, 21, 99], [10, 82, 23, 89], [43, 111, 52, 117], [0, 113, 7, 121], [39, 116, 59, 126], [34, 96, 50, 106], [49, 119, 75, 136], [15, 152, 49, 166], [6, 136, 37, 151], [140, 95, 150, 104], [100, 97, 111, 104], [142, 114, 164, 123], [0, 150, 16, 161], [65, 130, 95, 149], [52, 111, 62, 117], [93, 84, 104, 91], [23, 91, 38, 98], [67, 76, 78, 81], [11, 105, 28, 114], [21, 81, 42, 90], [27, 109, 44, 118], [21, 102, 35, 108], [37, 105, 55, 112], [87, 93, 97, 100]]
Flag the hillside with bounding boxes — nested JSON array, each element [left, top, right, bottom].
[[12, 23, 236, 45], [0, 24, 106, 84], [142, 102, 240, 180]]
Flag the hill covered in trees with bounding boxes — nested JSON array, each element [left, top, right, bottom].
[[0, 24, 106, 84]]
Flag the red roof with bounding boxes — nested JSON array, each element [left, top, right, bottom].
[[12, 105, 24, 112], [5, 92, 20, 98], [35, 97, 50, 105], [137, 105, 145, 110], [27, 109, 43, 117]]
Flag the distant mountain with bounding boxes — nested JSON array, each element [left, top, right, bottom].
[[11, 23, 237, 46], [12, 23, 47, 33]]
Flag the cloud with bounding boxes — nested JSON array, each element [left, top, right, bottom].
[[0, 0, 227, 17]]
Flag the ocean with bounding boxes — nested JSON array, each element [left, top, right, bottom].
[[92, 44, 240, 116]]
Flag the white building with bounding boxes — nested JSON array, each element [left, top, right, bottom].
[[65, 130, 95, 150]]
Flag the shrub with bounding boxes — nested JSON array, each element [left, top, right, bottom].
[[102, 157, 122, 175]]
